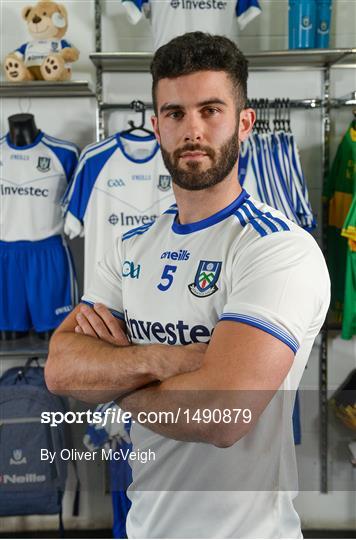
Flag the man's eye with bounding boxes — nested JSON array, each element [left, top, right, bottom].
[[203, 108, 219, 115], [168, 111, 183, 119]]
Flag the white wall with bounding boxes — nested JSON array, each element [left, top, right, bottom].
[[1, 0, 356, 533]]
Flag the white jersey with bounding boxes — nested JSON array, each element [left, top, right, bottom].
[[83, 189, 330, 539], [122, 0, 261, 49], [15, 39, 73, 68], [64, 132, 175, 289], [0, 132, 78, 242]]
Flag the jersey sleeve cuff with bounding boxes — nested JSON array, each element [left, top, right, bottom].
[[64, 211, 84, 239], [122, 0, 143, 24], [237, 6, 261, 30], [81, 299, 125, 321], [219, 312, 299, 353]]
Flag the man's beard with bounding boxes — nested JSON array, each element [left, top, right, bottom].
[[160, 125, 240, 191]]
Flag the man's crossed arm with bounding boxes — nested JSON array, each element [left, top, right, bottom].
[[46, 303, 294, 447]]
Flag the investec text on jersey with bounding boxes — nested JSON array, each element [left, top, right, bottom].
[[171, 0, 227, 9]]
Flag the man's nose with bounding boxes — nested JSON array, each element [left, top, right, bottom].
[[183, 114, 203, 143]]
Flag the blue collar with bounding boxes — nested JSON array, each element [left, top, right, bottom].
[[117, 132, 160, 163], [172, 189, 250, 235], [6, 130, 43, 150]]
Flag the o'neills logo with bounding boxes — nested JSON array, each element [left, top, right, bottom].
[[0, 473, 46, 484]]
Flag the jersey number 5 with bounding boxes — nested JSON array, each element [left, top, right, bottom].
[[157, 265, 177, 291]]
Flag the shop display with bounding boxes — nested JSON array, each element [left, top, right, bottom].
[[239, 103, 315, 231], [4, 0, 79, 82], [122, 0, 261, 49], [64, 130, 175, 289], [323, 118, 356, 317], [0, 114, 79, 332]]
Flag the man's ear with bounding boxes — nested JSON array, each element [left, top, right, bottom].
[[151, 115, 161, 144], [22, 5, 33, 20], [238, 109, 256, 143]]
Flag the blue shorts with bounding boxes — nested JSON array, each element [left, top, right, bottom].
[[0, 235, 78, 332]]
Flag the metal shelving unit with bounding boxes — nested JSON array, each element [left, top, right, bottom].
[[90, 48, 356, 72], [0, 80, 95, 98]]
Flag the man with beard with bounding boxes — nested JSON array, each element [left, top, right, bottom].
[[46, 33, 330, 538]]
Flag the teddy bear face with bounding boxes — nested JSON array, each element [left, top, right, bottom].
[[22, 1, 68, 40]]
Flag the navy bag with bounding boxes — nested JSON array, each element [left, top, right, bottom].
[[0, 358, 77, 532]]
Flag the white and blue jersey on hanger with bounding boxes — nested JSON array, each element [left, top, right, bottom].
[[122, 0, 261, 49], [239, 132, 316, 231], [0, 131, 79, 331], [64, 132, 175, 289]]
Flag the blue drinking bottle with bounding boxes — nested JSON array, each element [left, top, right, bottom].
[[291, 0, 317, 49], [288, 0, 297, 48], [316, 0, 332, 48]]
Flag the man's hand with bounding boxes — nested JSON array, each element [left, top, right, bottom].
[[75, 303, 130, 347], [75, 303, 207, 380]]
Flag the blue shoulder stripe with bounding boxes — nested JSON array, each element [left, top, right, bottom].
[[122, 221, 154, 241], [80, 135, 117, 163], [235, 199, 290, 237], [245, 199, 290, 232]]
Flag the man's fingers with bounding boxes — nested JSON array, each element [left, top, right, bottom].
[[76, 312, 98, 338], [75, 325, 83, 334], [79, 304, 112, 340], [93, 303, 125, 339]]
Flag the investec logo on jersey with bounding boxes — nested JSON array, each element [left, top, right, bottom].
[[124, 310, 211, 345], [170, 0, 227, 9], [0, 184, 49, 197], [108, 213, 158, 227]]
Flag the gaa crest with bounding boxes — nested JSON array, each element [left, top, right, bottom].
[[188, 260, 222, 298], [158, 175, 171, 191], [37, 157, 51, 172]]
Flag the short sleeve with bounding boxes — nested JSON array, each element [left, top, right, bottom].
[[236, 0, 261, 30], [82, 237, 124, 321], [15, 43, 27, 57], [61, 39, 71, 48], [63, 144, 116, 238], [220, 231, 330, 353], [122, 0, 149, 24]]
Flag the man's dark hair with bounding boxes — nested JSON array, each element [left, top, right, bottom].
[[150, 32, 249, 114]]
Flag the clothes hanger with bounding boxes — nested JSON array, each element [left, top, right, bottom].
[[121, 100, 154, 137]]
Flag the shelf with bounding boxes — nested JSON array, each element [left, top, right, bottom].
[[0, 334, 48, 358], [247, 48, 356, 70], [0, 80, 95, 98], [90, 48, 356, 72]]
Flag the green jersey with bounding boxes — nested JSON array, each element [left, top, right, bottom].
[[341, 195, 356, 339], [323, 124, 356, 315]]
